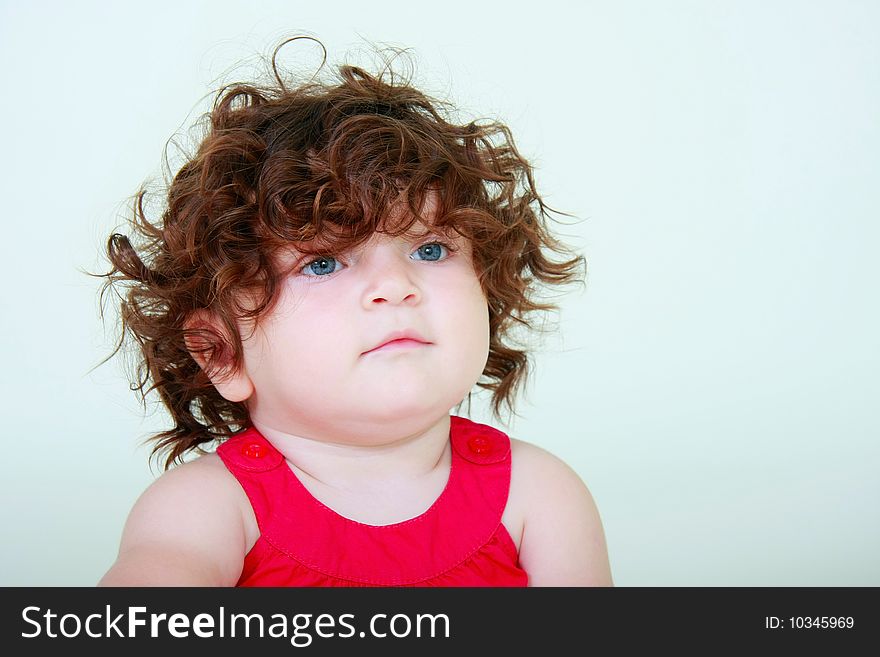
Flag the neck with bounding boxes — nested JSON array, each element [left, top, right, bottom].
[[252, 414, 452, 493]]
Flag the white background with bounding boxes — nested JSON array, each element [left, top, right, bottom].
[[1, 0, 877, 586]]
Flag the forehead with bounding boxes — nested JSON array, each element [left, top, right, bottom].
[[289, 189, 455, 245]]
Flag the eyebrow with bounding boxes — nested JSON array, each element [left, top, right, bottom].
[[405, 222, 460, 239]]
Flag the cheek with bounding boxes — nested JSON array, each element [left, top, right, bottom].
[[437, 273, 490, 352], [471, 295, 491, 359], [243, 295, 353, 381], [273, 307, 353, 366]]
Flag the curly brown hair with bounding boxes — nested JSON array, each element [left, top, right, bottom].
[[97, 38, 585, 469]]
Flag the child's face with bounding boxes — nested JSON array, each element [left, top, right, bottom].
[[219, 212, 490, 443]]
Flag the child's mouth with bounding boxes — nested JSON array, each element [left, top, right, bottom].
[[361, 329, 432, 355], [362, 338, 432, 355]]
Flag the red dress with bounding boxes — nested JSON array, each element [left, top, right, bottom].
[[217, 415, 529, 586]]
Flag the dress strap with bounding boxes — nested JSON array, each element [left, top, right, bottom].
[[218, 430, 284, 472], [449, 415, 511, 465]]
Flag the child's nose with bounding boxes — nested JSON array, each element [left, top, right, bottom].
[[360, 246, 422, 308]]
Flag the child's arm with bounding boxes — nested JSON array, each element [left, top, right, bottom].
[[511, 440, 613, 586], [98, 455, 249, 586]]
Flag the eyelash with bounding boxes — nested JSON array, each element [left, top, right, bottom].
[[299, 240, 457, 278]]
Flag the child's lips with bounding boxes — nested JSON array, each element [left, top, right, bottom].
[[363, 338, 432, 355], [361, 331, 432, 355]]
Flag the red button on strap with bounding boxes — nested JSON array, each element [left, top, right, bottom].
[[242, 442, 267, 459], [467, 435, 491, 455]]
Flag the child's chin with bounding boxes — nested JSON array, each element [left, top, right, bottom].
[[360, 393, 452, 423]]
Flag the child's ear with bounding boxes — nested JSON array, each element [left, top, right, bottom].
[[183, 309, 254, 403]]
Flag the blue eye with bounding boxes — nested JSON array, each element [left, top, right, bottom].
[[303, 256, 342, 277], [412, 242, 449, 262]]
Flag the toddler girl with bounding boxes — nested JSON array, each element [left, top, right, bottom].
[[97, 38, 612, 587]]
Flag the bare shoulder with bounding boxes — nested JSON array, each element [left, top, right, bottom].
[[508, 438, 613, 587], [124, 452, 247, 521], [508, 438, 592, 506], [510, 437, 582, 480], [98, 452, 254, 586], [148, 452, 252, 515]]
